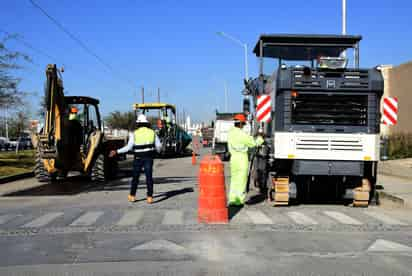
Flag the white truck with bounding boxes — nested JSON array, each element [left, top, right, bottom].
[[212, 111, 250, 161]]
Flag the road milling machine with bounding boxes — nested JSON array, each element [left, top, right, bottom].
[[243, 34, 384, 207], [32, 64, 124, 182], [133, 103, 191, 156]]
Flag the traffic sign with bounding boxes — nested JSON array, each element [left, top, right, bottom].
[[382, 96, 398, 125], [256, 95, 271, 122]]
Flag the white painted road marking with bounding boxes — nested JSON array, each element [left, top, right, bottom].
[[323, 211, 363, 225], [364, 211, 407, 225], [287, 211, 318, 225], [22, 212, 63, 228], [131, 239, 185, 251], [116, 210, 144, 226], [246, 210, 273, 224], [70, 211, 104, 226], [162, 210, 184, 225], [368, 239, 412, 252]]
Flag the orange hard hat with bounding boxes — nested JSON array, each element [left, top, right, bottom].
[[234, 114, 246, 123], [70, 106, 78, 113]]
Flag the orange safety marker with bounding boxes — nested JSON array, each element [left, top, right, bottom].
[[198, 155, 228, 224], [192, 151, 197, 165]]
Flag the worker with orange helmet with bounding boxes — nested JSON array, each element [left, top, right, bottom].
[[227, 113, 264, 206]]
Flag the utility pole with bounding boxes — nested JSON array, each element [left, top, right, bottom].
[[141, 86, 145, 103], [5, 106, 8, 140], [157, 88, 161, 117], [224, 81, 228, 112]]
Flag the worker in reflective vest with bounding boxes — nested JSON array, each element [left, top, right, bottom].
[[227, 114, 264, 206], [109, 114, 161, 203]]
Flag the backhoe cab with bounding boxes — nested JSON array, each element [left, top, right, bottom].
[[32, 64, 123, 182], [133, 103, 191, 156]]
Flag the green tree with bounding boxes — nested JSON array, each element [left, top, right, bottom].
[[0, 34, 31, 108], [7, 111, 29, 138], [105, 111, 135, 131]]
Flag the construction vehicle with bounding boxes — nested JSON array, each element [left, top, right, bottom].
[[133, 103, 191, 156], [212, 110, 251, 161], [243, 34, 384, 207], [32, 64, 124, 182], [201, 126, 214, 147]]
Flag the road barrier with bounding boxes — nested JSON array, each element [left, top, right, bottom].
[[198, 155, 228, 224]]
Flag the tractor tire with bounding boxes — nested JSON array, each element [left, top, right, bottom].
[[91, 154, 106, 183], [34, 150, 54, 182]]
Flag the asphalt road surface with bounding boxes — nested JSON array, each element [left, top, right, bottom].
[[0, 153, 412, 275]]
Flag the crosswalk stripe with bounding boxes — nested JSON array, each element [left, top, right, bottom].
[[162, 210, 184, 225], [0, 215, 15, 225], [287, 211, 318, 225], [70, 211, 104, 226], [364, 211, 407, 225], [22, 212, 64, 228], [116, 210, 144, 226], [245, 210, 273, 224], [323, 211, 363, 225]]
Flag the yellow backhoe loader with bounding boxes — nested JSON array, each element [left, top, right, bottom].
[[32, 64, 124, 182]]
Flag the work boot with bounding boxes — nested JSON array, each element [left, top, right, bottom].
[[128, 195, 135, 202], [147, 196, 153, 204]]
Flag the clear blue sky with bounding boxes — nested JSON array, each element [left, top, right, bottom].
[[1, 0, 411, 122]]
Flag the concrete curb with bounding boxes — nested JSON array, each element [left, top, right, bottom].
[[376, 190, 410, 209], [0, 172, 34, 185]]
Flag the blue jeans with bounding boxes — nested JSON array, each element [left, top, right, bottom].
[[130, 158, 154, 197]]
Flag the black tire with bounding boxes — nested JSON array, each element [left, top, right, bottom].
[[34, 150, 54, 182], [91, 154, 106, 183]]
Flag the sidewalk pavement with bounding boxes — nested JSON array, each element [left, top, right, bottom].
[[377, 158, 412, 208]]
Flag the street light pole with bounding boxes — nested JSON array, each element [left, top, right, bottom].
[[217, 31, 248, 81], [342, 0, 347, 35], [342, 0, 347, 58]]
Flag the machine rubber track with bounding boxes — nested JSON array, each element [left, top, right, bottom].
[[91, 154, 106, 183], [34, 150, 52, 182], [269, 176, 290, 206], [352, 178, 371, 207]]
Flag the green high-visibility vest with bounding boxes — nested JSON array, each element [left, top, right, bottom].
[[133, 127, 156, 157]]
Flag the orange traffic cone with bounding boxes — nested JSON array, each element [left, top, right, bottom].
[[198, 155, 228, 224], [192, 151, 197, 165]]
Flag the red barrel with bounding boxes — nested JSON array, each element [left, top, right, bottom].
[[198, 155, 228, 224]]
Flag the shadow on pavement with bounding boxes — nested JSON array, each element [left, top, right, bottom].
[[245, 193, 266, 205], [3, 176, 196, 197], [228, 205, 243, 220], [134, 187, 195, 203]]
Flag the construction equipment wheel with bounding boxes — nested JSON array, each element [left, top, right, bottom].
[[353, 178, 371, 207], [91, 154, 106, 183], [34, 150, 55, 182], [268, 176, 290, 207]]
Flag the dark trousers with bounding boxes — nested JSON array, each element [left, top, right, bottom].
[[130, 158, 154, 197]]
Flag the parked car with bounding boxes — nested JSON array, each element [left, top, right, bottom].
[[0, 137, 10, 151], [18, 137, 33, 149], [8, 139, 18, 150]]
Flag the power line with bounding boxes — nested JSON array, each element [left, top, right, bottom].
[[29, 0, 136, 89]]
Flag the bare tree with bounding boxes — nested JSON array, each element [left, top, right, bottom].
[[0, 34, 31, 108]]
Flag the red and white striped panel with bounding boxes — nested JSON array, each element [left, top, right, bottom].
[[383, 96, 398, 125], [256, 95, 271, 122]]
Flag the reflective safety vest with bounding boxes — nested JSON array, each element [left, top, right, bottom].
[[133, 127, 156, 158], [227, 126, 260, 154]]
